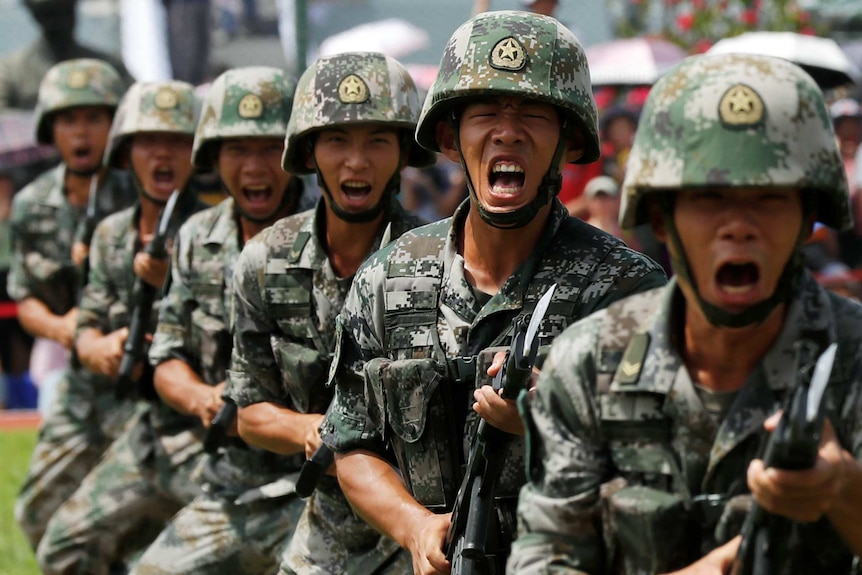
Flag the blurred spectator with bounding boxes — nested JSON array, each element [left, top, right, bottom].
[[164, 0, 212, 85], [0, 0, 133, 111], [400, 156, 466, 222], [816, 265, 862, 301], [520, 0, 558, 17], [600, 104, 638, 184], [583, 175, 622, 236], [831, 98, 862, 267]]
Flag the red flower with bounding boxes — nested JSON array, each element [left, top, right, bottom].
[[741, 9, 758, 26], [692, 38, 713, 54], [677, 12, 694, 31]]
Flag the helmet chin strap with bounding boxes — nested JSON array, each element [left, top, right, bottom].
[[229, 177, 302, 224], [661, 197, 805, 329], [66, 164, 102, 178], [447, 110, 566, 230]]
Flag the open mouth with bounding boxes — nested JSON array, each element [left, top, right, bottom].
[[72, 146, 91, 160], [716, 262, 760, 295], [243, 185, 272, 205], [153, 167, 175, 185], [341, 180, 372, 202], [489, 161, 525, 195]]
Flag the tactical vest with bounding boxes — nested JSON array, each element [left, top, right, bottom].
[[379, 219, 608, 512], [264, 213, 409, 415], [590, 288, 857, 574]]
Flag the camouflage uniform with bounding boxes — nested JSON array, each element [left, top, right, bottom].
[[219, 53, 434, 575], [509, 55, 861, 574], [131, 66, 307, 575], [11, 58, 135, 550], [322, 12, 664, 571], [35, 80, 207, 575]]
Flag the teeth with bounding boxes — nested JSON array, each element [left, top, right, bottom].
[[722, 285, 754, 295], [343, 181, 369, 188], [492, 163, 524, 174], [246, 185, 268, 191]]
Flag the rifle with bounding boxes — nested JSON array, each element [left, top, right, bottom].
[[296, 444, 335, 498], [116, 190, 182, 399], [729, 337, 837, 575], [444, 283, 557, 575], [76, 174, 100, 297], [203, 400, 238, 454]]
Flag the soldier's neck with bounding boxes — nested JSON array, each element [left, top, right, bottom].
[[325, 210, 384, 279], [682, 302, 786, 392], [460, 205, 550, 295], [64, 169, 101, 208]]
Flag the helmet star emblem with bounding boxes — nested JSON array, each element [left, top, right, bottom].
[[338, 74, 369, 103], [490, 37, 526, 71], [718, 84, 764, 127], [238, 93, 264, 118]]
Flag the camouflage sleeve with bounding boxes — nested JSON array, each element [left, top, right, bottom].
[[321, 259, 389, 456], [226, 236, 285, 407], [76, 217, 119, 336], [580, 246, 666, 318], [508, 317, 609, 575], [6, 191, 34, 301], [149, 224, 193, 367]]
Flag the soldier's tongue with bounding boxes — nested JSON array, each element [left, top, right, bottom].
[[716, 262, 759, 293], [342, 182, 371, 200], [490, 163, 525, 194]]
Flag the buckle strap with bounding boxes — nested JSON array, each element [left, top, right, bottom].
[[447, 356, 478, 384]]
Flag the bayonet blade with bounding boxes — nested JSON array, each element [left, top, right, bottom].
[[807, 342, 837, 423], [523, 283, 556, 360]]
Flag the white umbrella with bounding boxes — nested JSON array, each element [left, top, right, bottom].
[[707, 31, 861, 89], [586, 37, 688, 86], [318, 18, 430, 59]]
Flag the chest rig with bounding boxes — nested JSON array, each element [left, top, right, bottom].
[[263, 227, 335, 415], [379, 220, 596, 511]]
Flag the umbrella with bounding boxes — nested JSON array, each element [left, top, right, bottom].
[[586, 37, 688, 86], [318, 18, 430, 59], [707, 32, 861, 90], [0, 110, 58, 172]]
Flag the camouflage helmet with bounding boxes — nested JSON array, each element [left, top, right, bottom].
[[282, 51, 436, 175], [192, 66, 296, 170], [621, 53, 851, 231], [415, 10, 599, 164], [104, 80, 198, 168], [34, 58, 124, 144]]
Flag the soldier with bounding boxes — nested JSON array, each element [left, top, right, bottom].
[[0, 0, 133, 111], [220, 52, 434, 575], [321, 11, 666, 575], [10, 57, 135, 550], [129, 65, 303, 575], [36, 80, 206, 575], [508, 53, 862, 574]]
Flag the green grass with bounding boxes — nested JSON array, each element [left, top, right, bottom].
[[0, 429, 40, 575]]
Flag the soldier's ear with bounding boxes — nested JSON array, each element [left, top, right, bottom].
[[436, 120, 459, 163], [564, 131, 585, 164]]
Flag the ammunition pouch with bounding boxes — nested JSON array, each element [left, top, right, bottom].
[[271, 335, 331, 414]]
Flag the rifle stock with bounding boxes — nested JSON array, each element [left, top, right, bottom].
[[296, 444, 335, 498], [203, 400, 237, 454], [729, 338, 836, 575], [116, 190, 180, 398]]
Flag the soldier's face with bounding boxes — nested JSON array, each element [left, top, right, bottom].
[[217, 137, 291, 221], [129, 132, 194, 201], [309, 124, 402, 214], [52, 106, 112, 174], [440, 96, 570, 215], [660, 187, 805, 316]]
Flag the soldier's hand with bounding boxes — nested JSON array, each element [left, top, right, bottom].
[[486, 350, 540, 391], [473, 385, 524, 435], [71, 241, 89, 267], [663, 535, 740, 574], [87, 327, 129, 378], [747, 413, 849, 523], [408, 512, 451, 575], [55, 307, 79, 349], [198, 381, 226, 428], [304, 413, 326, 459], [133, 252, 169, 289]]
